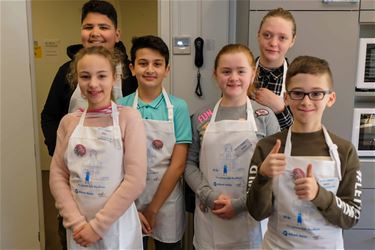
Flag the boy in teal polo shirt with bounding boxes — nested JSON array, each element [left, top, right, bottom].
[[117, 35, 191, 250]]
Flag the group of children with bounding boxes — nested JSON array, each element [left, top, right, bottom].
[[45, 1, 362, 249]]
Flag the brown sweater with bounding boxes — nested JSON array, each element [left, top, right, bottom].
[[247, 128, 361, 229]]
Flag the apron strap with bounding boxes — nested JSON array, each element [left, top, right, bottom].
[[322, 126, 342, 180], [78, 107, 88, 126], [209, 98, 221, 123], [284, 128, 292, 156], [246, 98, 258, 132], [162, 88, 174, 122], [132, 90, 139, 109], [111, 102, 122, 149]]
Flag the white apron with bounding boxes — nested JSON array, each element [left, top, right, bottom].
[[69, 64, 123, 112], [66, 102, 142, 250], [255, 58, 287, 100], [263, 126, 343, 249], [133, 89, 185, 243], [194, 98, 262, 250], [255, 56, 288, 236]]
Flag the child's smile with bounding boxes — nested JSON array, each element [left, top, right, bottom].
[[285, 73, 336, 132], [143, 74, 158, 81], [77, 54, 115, 110], [81, 13, 120, 50], [258, 16, 295, 68], [214, 52, 255, 105], [130, 48, 170, 90]]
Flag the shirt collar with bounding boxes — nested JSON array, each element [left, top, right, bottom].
[[137, 92, 164, 109], [258, 63, 284, 79]]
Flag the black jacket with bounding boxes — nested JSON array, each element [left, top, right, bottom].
[[41, 42, 137, 156]]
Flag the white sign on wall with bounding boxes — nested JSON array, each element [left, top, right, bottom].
[[43, 39, 60, 61]]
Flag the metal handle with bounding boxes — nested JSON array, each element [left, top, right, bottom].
[[322, 0, 359, 3]]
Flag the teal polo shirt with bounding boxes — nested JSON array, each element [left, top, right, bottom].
[[117, 92, 192, 144]]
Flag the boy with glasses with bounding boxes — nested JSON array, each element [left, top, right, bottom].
[[247, 56, 361, 249]]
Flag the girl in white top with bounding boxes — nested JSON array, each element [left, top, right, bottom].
[[50, 46, 147, 249], [185, 44, 279, 250]]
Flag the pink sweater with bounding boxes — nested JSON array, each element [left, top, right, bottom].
[[49, 105, 147, 237]]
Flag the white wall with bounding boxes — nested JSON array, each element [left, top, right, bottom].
[[0, 1, 41, 249], [119, 0, 158, 50], [160, 0, 230, 114]]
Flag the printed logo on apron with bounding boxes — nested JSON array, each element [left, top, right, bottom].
[[66, 102, 142, 250], [263, 126, 343, 249], [133, 89, 185, 243], [193, 98, 262, 250]]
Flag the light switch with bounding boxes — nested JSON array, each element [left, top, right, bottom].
[[173, 36, 191, 55]]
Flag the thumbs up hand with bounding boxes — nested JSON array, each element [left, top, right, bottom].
[[259, 139, 286, 177], [294, 164, 319, 201]]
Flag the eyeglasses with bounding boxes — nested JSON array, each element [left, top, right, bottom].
[[287, 90, 332, 101]]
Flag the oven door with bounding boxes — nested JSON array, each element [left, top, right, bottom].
[[356, 38, 375, 90], [352, 108, 375, 157]]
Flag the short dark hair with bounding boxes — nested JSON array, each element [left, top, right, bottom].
[[286, 55, 333, 89], [130, 35, 170, 66], [81, 0, 118, 28]]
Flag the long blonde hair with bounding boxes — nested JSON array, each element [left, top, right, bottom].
[[67, 46, 122, 89]]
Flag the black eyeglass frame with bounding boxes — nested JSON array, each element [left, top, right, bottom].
[[286, 90, 333, 101]]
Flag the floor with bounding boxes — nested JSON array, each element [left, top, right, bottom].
[[42, 170, 62, 250]]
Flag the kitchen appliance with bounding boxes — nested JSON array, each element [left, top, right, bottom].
[[356, 38, 375, 90], [352, 108, 375, 157]]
